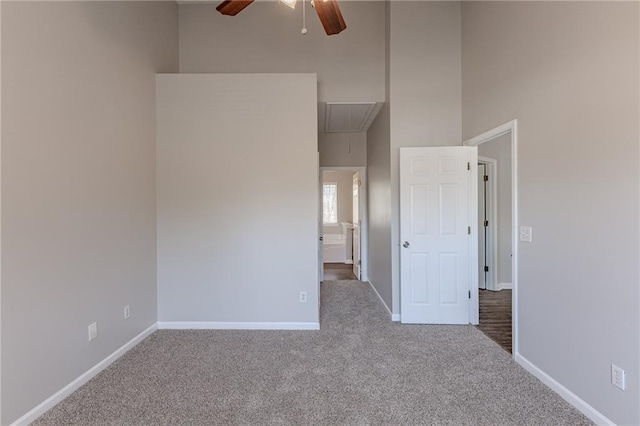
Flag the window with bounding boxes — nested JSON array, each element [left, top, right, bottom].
[[323, 183, 338, 224]]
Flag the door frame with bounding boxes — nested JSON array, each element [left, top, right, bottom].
[[463, 119, 519, 357], [319, 166, 369, 282], [351, 171, 361, 278], [318, 154, 324, 284], [478, 156, 498, 291]]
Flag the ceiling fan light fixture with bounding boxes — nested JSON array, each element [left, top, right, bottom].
[[216, 0, 345, 36], [280, 0, 297, 9]]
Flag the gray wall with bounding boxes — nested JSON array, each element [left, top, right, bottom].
[[365, 0, 392, 311], [322, 171, 355, 235], [388, 1, 462, 314], [178, 2, 385, 103], [319, 132, 367, 167], [478, 134, 512, 286], [1, 2, 178, 423], [366, 103, 392, 309], [156, 74, 319, 324], [462, 2, 639, 424]]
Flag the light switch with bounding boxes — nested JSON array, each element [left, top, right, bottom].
[[519, 226, 532, 243]]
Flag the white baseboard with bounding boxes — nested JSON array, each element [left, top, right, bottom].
[[157, 322, 320, 330], [515, 353, 614, 426], [366, 280, 399, 321], [345, 260, 354, 265], [11, 323, 158, 426], [497, 282, 513, 290]]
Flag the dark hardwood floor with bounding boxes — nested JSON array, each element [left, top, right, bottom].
[[477, 289, 512, 353], [323, 263, 357, 281]]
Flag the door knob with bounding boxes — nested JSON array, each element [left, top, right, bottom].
[[403, 241, 410, 248]]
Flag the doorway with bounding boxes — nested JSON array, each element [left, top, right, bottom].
[[319, 167, 368, 283], [464, 120, 518, 356]]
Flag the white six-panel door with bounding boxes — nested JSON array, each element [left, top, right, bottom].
[[400, 147, 477, 324]]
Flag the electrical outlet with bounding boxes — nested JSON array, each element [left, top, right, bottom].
[[299, 291, 307, 303], [519, 226, 532, 243], [88, 322, 98, 342], [124, 305, 130, 319], [612, 364, 626, 390]]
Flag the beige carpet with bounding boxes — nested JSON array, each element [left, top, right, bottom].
[[35, 281, 591, 425]]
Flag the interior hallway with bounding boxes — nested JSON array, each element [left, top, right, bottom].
[[323, 263, 357, 281]]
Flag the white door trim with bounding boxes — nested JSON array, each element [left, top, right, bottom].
[[478, 156, 498, 291], [318, 154, 323, 284], [319, 166, 369, 282], [463, 119, 519, 357]]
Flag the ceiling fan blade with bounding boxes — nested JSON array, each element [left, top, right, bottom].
[[216, 0, 254, 16], [314, 0, 347, 36]]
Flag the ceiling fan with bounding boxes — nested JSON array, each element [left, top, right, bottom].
[[215, 0, 347, 36]]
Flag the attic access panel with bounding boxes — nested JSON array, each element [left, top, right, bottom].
[[324, 102, 379, 133]]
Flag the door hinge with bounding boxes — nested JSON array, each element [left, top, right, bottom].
[[483, 175, 488, 182], [467, 162, 470, 171], [468, 290, 471, 299], [484, 266, 489, 272], [484, 220, 489, 227], [467, 226, 471, 235], [358, 260, 361, 265]]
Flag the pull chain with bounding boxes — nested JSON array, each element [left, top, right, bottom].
[[301, 0, 308, 34]]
